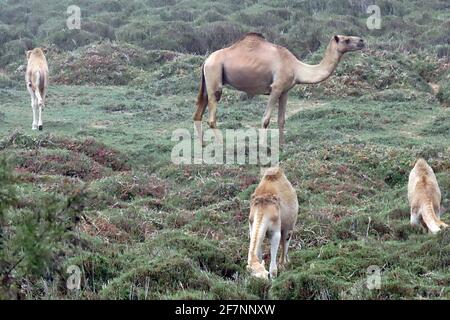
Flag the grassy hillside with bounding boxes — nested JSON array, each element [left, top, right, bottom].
[[0, 0, 449, 299]]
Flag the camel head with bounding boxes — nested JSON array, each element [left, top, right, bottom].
[[332, 35, 365, 53]]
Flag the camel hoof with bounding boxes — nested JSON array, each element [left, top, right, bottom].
[[38, 125, 43, 131], [269, 269, 278, 279]]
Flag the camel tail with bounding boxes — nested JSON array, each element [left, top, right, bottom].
[[422, 200, 441, 234], [248, 207, 269, 264], [196, 65, 208, 109], [248, 194, 280, 264], [34, 71, 43, 104]]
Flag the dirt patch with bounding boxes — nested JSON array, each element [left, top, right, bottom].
[[56, 137, 130, 171], [429, 82, 440, 95], [90, 120, 113, 129], [286, 100, 326, 120], [1, 132, 130, 172], [16, 150, 107, 181], [79, 215, 130, 243], [114, 174, 167, 201]]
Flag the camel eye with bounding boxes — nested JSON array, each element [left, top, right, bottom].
[[345, 39, 350, 44]]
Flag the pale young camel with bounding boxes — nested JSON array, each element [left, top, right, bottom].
[[194, 33, 365, 146], [408, 159, 448, 234], [25, 48, 49, 130], [247, 167, 298, 279]]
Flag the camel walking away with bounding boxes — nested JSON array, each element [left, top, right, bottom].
[[25, 48, 49, 130], [247, 167, 298, 279], [194, 33, 365, 146], [408, 159, 448, 234]]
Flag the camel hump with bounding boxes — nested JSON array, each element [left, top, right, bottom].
[[415, 158, 428, 168], [243, 32, 265, 40], [232, 32, 266, 46], [263, 167, 283, 181], [414, 158, 434, 177]]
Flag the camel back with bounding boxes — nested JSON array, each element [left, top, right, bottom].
[[229, 32, 267, 49]]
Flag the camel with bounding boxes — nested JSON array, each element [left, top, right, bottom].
[[247, 167, 298, 279], [194, 33, 365, 146], [25, 47, 49, 131], [408, 159, 448, 234]]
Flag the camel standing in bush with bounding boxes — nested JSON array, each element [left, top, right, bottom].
[[25, 48, 48, 131], [194, 33, 365, 145], [247, 167, 298, 279], [408, 159, 448, 234]]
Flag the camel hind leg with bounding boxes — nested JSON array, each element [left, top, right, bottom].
[[269, 230, 281, 278], [278, 229, 292, 268], [204, 64, 223, 143], [37, 87, 46, 131], [193, 97, 208, 145], [30, 96, 38, 130], [203, 59, 223, 127]]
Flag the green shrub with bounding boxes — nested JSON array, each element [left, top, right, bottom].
[[437, 77, 450, 106], [271, 271, 347, 300], [49, 29, 100, 51], [0, 155, 86, 298], [0, 73, 19, 89], [436, 44, 450, 58], [82, 20, 116, 40], [151, 231, 243, 278], [99, 255, 211, 299]]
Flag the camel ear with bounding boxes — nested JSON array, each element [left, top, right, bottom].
[[26, 50, 32, 60], [334, 35, 340, 43], [42, 47, 48, 54]]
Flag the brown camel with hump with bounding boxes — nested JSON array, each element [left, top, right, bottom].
[[194, 33, 365, 146]]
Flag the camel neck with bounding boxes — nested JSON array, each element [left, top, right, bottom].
[[294, 42, 342, 84]]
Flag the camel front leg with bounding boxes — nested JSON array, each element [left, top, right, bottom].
[[277, 93, 288, 146], [262, 89, 282, 129], [260, 89, 282, 147], [269, 230, 281, 278]]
